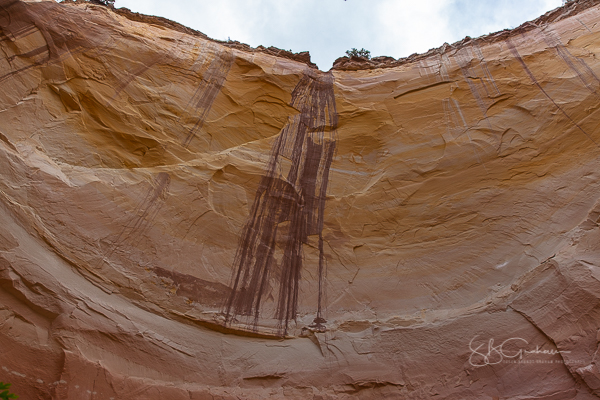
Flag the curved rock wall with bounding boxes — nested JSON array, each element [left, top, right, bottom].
[[1, 0, 600, 398]]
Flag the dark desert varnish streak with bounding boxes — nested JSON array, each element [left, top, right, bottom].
[[109, 172, 171, 254], [182, 47, 233, 148], [506, 38, 600, 148], [223, 70, 338, 336]]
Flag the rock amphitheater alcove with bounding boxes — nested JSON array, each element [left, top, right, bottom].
[[1, 0, 600, 398]]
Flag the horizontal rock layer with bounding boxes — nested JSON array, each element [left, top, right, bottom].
[[1, 0, 600, 398]]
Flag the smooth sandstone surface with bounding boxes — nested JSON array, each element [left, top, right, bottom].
[[1, 0, 600, 398]]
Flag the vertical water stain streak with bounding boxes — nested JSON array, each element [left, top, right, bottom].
[[224, 70, 337, 336], [541, 28, 600, 100], [0, 5, 49, 84], [442, 97, 484, 166], [181, 48, 233, 148], [454, 45, 501, 127], [0, 0, 115, 83], [506, 38, 600, 149], [472, 45, 501, 98], [442, 97, 487, 171], [107, 55, 168, 105], [108, 172, 171, 254]]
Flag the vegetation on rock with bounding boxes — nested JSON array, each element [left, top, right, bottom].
[[345, 48, 371, 59], [0, 383, 17, 400]]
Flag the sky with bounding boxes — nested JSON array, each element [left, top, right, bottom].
[[113, 0, 564, 70]]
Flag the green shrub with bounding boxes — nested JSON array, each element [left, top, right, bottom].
[[0, 382, 17, 400], [345, 48, 371, 59]]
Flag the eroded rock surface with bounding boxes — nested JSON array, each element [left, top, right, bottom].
[[1, 0, 600, 398]]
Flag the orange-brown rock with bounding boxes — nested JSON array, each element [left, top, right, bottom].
[[2, 0, 600, 398]]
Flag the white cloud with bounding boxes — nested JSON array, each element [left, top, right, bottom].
[[376, 0, 452, 58], [444, 0, 563, 41], [114, 0, 564, 70]]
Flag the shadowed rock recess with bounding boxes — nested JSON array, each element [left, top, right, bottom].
[[3, 0, 600, 398]]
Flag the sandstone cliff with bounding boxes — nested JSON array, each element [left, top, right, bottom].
[[1, 0, 600, 398]]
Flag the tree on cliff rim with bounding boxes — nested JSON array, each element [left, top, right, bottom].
[[346, 48, 371, 59]]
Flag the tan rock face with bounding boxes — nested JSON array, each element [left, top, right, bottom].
[[2, 0, 600, 398]]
